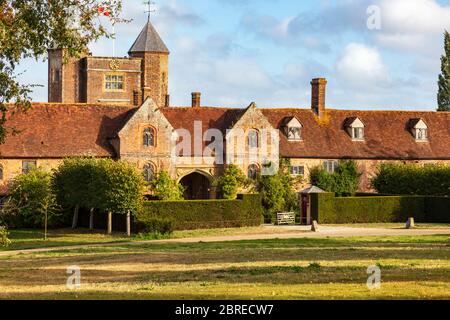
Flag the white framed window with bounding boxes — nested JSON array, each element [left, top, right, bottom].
[[323, 160, 338, 174], [416, 128, 428, 141], [104, 74, 125, 91], [352, 127, 364, 140], [287, 127, 302, 141], [290, 166, 305, 176]]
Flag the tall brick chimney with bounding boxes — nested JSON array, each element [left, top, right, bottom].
[[192, 92, 201, 108], [311, 78, 327, 118]]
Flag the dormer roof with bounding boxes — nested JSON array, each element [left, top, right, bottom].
[[281, 116, 303, 128], [344, 117, 365, 128]]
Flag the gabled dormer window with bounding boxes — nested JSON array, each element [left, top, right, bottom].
[[282, 117, 302, 141], [345, 117, 365, 141], [409, 119, 429, 142]]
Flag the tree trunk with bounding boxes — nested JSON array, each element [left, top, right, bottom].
[[44, 210, 48, 241], [71, 205, 79, 229], [107, 211, 112, 235], [126, 211, 131, 237], [89, 208, 94, 231]]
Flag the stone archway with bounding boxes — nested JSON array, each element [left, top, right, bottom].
[[179, 171, 212, 200]]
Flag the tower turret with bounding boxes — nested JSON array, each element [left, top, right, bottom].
[[128, 19, 169, 107]]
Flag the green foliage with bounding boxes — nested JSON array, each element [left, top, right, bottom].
[[53, 158, 146, 215], [216, 165, 248, 199], [438, 30, 450, 111], [2, 169, 61, 228], [0, 225, 11, 247], [96, 159, 146, 214], [149, 171, 184, 201], [53, 157, 101, 210], [311, 193, 450, 224], [254, 159, 300, 221], [136, 194, 263, 230], [0, 1, 124, 143], [135, 217, 174, 235], [310, 160, 361, 196], [371, 163, 450, 196]]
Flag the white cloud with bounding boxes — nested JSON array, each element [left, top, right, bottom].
[[336, 43, 390, 87]]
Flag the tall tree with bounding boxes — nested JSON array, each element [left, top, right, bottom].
[[0, 0, 123, 142], [438, 30, 450, 111]]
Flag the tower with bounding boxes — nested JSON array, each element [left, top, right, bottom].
[[48, 49, 88, 103], [128, 18, 169, 107]]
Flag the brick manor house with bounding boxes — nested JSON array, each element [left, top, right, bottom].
[[0, 19, 449, 199]]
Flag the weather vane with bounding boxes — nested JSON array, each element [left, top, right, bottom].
[[144, 0, 156, 20]]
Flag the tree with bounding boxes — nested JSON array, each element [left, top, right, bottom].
[[96, 159, 146, 236], [310, 160, 361, 196], [149, 171, 184, 201], [254, 159, 300, 221], [0, 1, 123, 143], [52, 157, 102, 229], [216, 165, 248, 200], [438, 31, 450, 111], [3, 168, 60, 239]]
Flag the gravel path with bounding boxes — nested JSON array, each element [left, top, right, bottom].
[[1, 225, 449, 257]]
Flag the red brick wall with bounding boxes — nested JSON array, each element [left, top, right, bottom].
[[129, 52, 169, 107], [85, 57, 142, 105]]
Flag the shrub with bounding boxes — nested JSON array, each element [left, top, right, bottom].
[[136, 194, 263, 230], [3, 169, 61, 228], [216, 165, 248, 200], [149, 171, 184, 200], [371, 163, 450, 196], [310, 160, 361, 196], [254, 159, 299, 221], [136, 217, 174, 235], [310, 193, 439, 223], [0, 226, 11, 247]]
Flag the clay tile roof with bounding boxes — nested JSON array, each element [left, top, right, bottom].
[[161, 107, 245, 156], [261, 109, 450, 160], [0, 103, 136, 158], [128, 20, 169, 54], [1, 103, 449, 161]]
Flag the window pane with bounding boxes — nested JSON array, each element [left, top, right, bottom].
[[288, 127, 301, 140], [248, 130, 258, 148]]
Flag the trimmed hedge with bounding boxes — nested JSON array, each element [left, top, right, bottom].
[[371, 164, 450, 196], [135, 194, 263, 231], [425, 197, 450, 223], [311, 193, 449, 223]]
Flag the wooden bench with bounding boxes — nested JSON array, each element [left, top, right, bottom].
[[276, 212, 296, 225]]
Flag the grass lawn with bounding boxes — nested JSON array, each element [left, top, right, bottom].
[[329, 223, 450, 229], [1, 226, 302, 251], [1, 234, 449, 299]]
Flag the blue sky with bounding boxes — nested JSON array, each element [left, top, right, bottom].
[[18, 0, 450, 110]]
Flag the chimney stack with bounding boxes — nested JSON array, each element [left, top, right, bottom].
[[192, 92, 201, 108], [311, 78, 327, 118]]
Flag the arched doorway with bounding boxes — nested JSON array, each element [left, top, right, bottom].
[[179, 172, 211, 200]]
